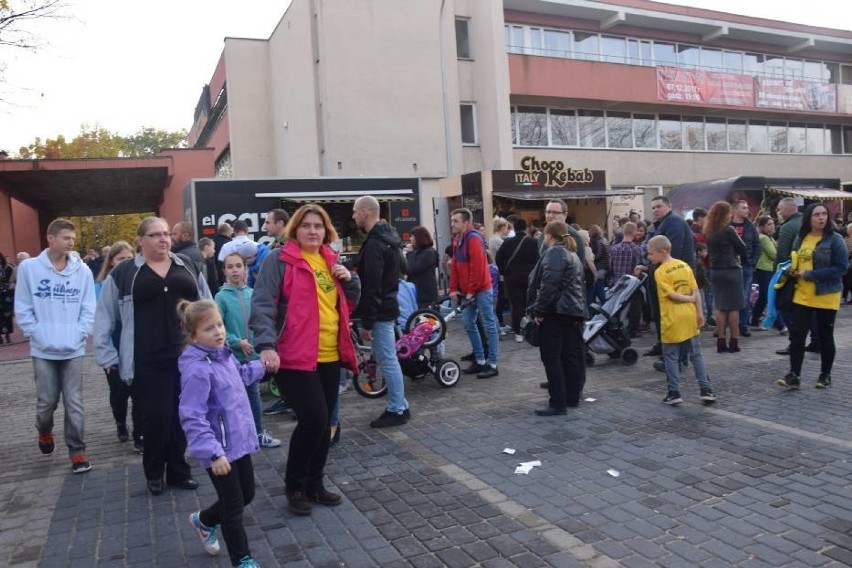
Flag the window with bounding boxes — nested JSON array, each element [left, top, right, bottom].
[[764, 55, 785, 77], [806, 124, 824, 154], [728, 119, 747, 151], [749, 120, 768, 152], [677, 44, 700, 68], [455, 19, 471, 59], [653, 42, 676, 66], [544, 29, 571, 58], [578, 110, 605, 147], [573, 32, 599, 61], [607, 112, 633, 148], [601, 36, 626, 64], [788, 123, 807, 154], [516, 106, 547, 146], [659, 114, 682, 149], [842, 65, 852, 85], [460, 103, 477, 145], [529, 27, 543, 56], [744, 53, 764, 76], [827, 125, 843, 154], [701, 48, 722, 71], [633, 114, 657, 148], [683, 116, 705, 150], [506, 25, 524, 54], [785, 58, 803, 79], [705, 117, 726, 151], [724, 51, 743, 74], [769, 121, 787, 153], [549, 109, 577, 146], [826, 63, 841, 84], [215, 148, 233, 178], [803, 60, 824, 81], [627, 40, 652, 66]]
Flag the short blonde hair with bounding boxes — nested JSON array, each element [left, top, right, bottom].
[[647, 235, 672, 253]]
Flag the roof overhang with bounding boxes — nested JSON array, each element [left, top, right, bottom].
[[0, 157, 173, 216], [766, 187, 852, 200], [255, 188, 416, 203], [504, 0, 852, 56], [494, 188, 642, 200]]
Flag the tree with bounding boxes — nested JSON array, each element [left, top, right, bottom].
[[1, 1, 64, 50]]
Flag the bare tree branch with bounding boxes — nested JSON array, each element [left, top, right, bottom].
[[0, 1, 66, 51]]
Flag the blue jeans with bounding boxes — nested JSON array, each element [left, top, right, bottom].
[[33, 356, 86, 457], [245, 382, 262, 435], [662, 338, 710, 395], [704, 268, 715, 321], [461, 290, 500, 366], [740, 267, 754, 329], [371, 320, 408, 414]]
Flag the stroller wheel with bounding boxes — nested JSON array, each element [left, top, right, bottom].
[[620, 347, 639, 366], [585, 352, 595, 367], [434, 359, 461, 388], [405, 309, 447, 347]]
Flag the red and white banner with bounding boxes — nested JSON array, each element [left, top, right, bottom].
[[656, 67, 753, 107], [755, 77, 836, 112]]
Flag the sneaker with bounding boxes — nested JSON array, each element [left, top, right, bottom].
[[71, 455, 92, 474], [699, 389, 717, 403], [402, 408, 412, 422], [778, 326, 788, 336], [263, 399, 291, 416], [189, 512, 220, 556], [515, 334, 524, 343], [815, 374, 832, 389], [370, 410, 407, 428], [653, 360, 666, 373], [237, 557, 261, 568], [662, 392, 683, 405], [777, 372, 800, 390], [462, 362, 486, 375], [460, 353, 475, 362], [476, 365, 498, 379], [133, 441, 144, 454], [38, 432, 55, 455], [500, 325, 513, 334], [258, 431, 281, 448], [643, 344, 662, 357], [117, 423, 129, 443]]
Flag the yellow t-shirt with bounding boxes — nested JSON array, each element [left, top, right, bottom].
[[303, 251, 340, 362], [793, 234, 841, 311], [654, 258, 700, 344]]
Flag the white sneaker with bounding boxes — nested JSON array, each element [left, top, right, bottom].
[[515, 334, 524, 343], [258, 431, 281, 448], [500, 325, 513, 333], [189, 512, 220, 556]]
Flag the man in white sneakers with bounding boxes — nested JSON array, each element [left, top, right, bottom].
[[15, 219, 96, 473]]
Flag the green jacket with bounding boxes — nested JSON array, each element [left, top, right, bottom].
[[776, 212, 802, 267], [756, 234, 776, 272]]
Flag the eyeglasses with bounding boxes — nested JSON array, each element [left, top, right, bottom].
[[144, 232, 170, 239], [545, 209, 566, 215]]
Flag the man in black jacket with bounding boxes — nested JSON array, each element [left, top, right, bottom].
[[170, 221, 206, 276], [352, 196, 411, 428], [730, 200, 759, 337]]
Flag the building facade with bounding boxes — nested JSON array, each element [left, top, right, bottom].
[[188, 0, 852, 233]]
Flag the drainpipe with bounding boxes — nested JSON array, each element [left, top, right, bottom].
[[439, 0, 453, 177]]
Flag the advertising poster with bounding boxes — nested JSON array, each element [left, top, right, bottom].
[[656, 66, 753, 107]]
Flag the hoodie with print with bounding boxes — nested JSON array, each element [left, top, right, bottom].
[[14, 250, 95, 360]]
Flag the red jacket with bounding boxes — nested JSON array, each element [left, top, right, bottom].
[[276, 241, 357, 372], [449, 228, 492, 295]]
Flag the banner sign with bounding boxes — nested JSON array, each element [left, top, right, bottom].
[[755, 77, 836, 112], [656, 66, 753, 107]]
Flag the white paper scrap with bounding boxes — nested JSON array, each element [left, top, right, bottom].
[[584, 397, 596, 402], [502, 448, 516, 455], [520, 460, 542, 467], [606, 469, 620, 477], [515, 464, 534, 475]]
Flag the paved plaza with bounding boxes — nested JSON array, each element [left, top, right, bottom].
[[1, 308, 852, 568]]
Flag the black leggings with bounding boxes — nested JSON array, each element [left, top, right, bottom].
[[200, 454, 255, 566], [104, 367, 143, 444], [279, 362, 339, 493], [789, 303, 836, 376], [504, 271, 530, 334]]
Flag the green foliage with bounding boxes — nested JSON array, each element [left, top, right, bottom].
[[68, 213, 152, 255], [17, 124, 187, 159]]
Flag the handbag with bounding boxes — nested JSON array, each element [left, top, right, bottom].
[[774, 275, 795, 313], [521, 316, 541, 347]]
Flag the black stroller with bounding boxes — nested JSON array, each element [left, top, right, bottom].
[[582, 274, 645, 366]]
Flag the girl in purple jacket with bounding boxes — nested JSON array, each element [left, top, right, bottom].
[[177, 299, 267, 568]]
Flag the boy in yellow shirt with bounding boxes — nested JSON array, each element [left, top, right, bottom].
[[648, 236, 717, 405]]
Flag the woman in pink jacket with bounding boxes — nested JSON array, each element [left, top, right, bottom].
[[249, 204, 360, 516]]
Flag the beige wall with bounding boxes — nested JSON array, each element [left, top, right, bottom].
[[267, 0, 322, 176], [224, 39, 275, 176]]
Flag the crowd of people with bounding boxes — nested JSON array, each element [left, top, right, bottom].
[[7, 195, 851, 568]]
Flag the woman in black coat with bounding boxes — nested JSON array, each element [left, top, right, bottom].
[[496, 218, 540, 341], [527, 221, 588, 416], [704, 201, 747, 353], [405, 226, 439, 308]]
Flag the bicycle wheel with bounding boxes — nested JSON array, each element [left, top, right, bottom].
[[404, 308, 447, 347], [351, 347, 388, 398]]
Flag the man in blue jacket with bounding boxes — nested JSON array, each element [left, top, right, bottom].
[[730, 200, 759, 337], [14, 219, 96, 474]]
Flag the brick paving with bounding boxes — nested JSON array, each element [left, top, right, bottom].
[[1, 307, 851, 567]]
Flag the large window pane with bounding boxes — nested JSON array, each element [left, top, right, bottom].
[[544, 29, 571, 58], [723, 51, 743, 74], [529, 27, 543, 56], [516, 106, 547, 146], [574, 32, 599, 61], [659, 114, 682, 149], [749, 120, 768, 152], [550, 109, 577, 146], [607, 112, 633, 148], [803, 60, 824, 81], [827, 125, 843, 154], [678, 44, 700, 68], [806, 124, 824, 154], [601, 36, 626, 64], [744, 53, 764, 76], [507, 25, 524, 54], [765, 55, 785, 77], [705, 117, 726, 151], [510, 107, 517, 144], [728, 119, 747, 151], [460, 104, 477, 145], [842, 65, 852, 85], [640, 41, 652, 66], [578, 110, 605, 147], [634, 114, 657, 148], [769, 121, 787, 153], [653, 42, 676, 66], [683, 116, 705, 150], [785, 58, 803, 79], [627, 39, 640, 65], [788, 123, 806, 154], [826, 63, 841, 84], [701, 48, 722, 71], [455, 19, 471, 59]]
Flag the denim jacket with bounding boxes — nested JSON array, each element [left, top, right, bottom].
[[793, 231, 848, 295]]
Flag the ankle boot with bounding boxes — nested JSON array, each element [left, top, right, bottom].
[[716, 338, 728, 353], [728, 338, 740, 353]]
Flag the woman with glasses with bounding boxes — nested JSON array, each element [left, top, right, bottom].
[[94, 217, 212, 495]]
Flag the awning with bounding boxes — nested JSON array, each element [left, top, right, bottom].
[[255, 188, 415, 204], [493, 188, 644, 201], [766, 187, 852, 201]]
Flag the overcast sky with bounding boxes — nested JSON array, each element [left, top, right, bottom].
[[0, 0, 849, 155]]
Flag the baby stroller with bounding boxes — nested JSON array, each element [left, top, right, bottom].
[[351, 299, 464, 398], [582, 274, 645, 366]]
